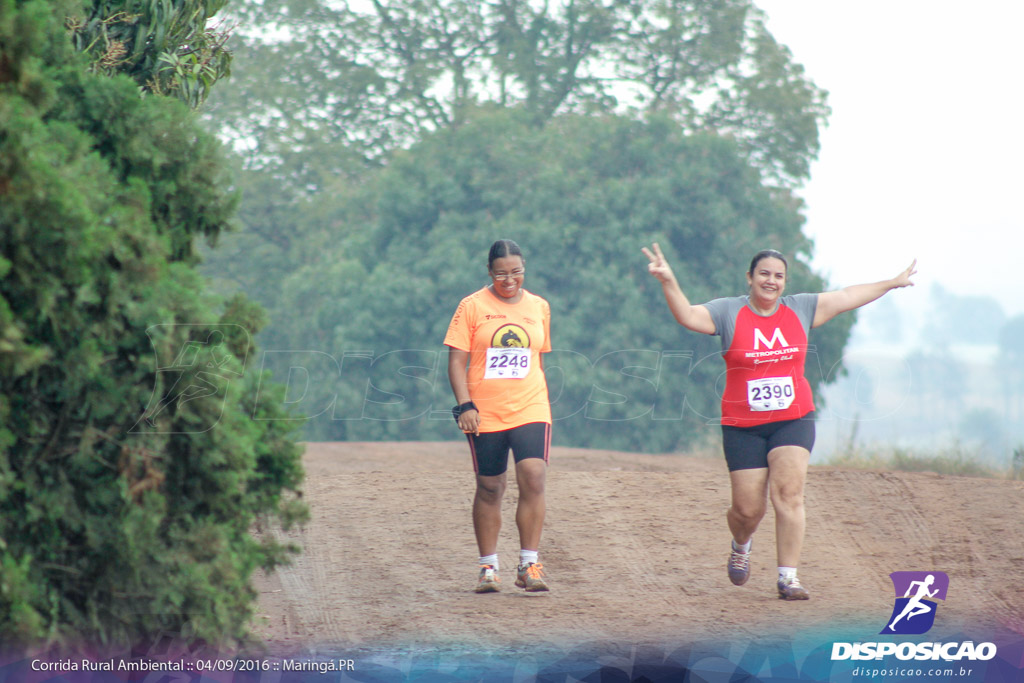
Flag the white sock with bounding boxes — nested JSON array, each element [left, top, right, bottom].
[[479, 554, 499, 570], [778, 566, 797, 581], [519, 549, 539, 567], [732, 539, 751, 554]]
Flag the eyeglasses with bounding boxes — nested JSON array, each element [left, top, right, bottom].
[[490, 269, 525, 281]]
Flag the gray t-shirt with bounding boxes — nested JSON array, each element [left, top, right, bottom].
[[702, 294, 818, 353]]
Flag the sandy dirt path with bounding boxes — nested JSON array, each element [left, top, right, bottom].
[[251, 442, 1024, 662]]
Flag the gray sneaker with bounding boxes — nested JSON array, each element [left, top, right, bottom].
[[727, 543, 751, 586], [777, 576, 810, 600], [475, 565, 500, 593]]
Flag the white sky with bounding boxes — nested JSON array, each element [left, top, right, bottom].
[[755, 1, 1024, 318]]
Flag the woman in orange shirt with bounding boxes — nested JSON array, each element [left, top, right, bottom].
[[445, 239, 553, 594]]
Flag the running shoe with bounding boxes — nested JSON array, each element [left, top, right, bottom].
[[727, 543, 751, 586], [475, 565, 500, 593], [515, 562, 550, 592], [777, 576, 810, 600]]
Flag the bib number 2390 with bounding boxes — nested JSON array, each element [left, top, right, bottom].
[[747, 376, 794, 412], [485, 347, 531, 379]]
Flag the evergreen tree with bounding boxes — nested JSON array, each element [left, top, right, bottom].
[[0, 0, 304, 649]]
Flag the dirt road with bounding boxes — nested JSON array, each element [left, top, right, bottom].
[[252, 441, 1024, 669]]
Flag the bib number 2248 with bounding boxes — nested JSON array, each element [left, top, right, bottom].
[[484, 347, 530, 379]]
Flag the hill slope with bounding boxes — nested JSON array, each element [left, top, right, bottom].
[[253, 442, 1024, 660]]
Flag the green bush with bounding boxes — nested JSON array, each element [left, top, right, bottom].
[[0, 0, 305, 650]]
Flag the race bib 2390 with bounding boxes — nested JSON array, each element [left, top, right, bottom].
[[747, 376, 794, 411]]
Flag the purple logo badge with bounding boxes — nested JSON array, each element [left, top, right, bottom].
[[881, 571, 949, 635]]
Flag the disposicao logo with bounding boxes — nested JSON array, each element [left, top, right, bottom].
[[881, 571, 949, 635], [831, 570, 997, 663]]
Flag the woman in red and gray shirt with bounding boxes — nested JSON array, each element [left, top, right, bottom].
[[644, 243, 916, 600]]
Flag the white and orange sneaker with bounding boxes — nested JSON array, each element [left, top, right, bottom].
[[475, 565, 500, 593], [515, 562, 550, 592]]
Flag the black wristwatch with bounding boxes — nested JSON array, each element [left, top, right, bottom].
[[452, 401, 478, 422]]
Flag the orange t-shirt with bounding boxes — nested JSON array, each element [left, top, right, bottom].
[[443, 287, 552, 432]]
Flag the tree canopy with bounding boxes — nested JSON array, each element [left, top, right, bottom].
[[212, 108, 851, 452], [198, 0, 851, 452], [206, 0, 829, 187], [0, 0, 303, 648]]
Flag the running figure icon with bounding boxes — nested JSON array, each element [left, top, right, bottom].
[[888, 574, 939, 631], [882, 571, 949, 635]]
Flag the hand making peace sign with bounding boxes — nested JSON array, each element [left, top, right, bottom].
[[641, 242, 676, 284], [891, 259, 918, 289]]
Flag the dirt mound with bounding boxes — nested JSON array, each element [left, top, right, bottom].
[[253, 441, 1024, 661]]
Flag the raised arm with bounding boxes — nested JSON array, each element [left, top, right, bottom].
[[642, 242, 716, 335], [813, 259, 917, 328]]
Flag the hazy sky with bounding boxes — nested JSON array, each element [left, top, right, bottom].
[[755, 1, 1024, 318]]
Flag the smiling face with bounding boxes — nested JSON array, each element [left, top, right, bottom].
[[746, 256, 787, 306], [489, 255, 525, 299]]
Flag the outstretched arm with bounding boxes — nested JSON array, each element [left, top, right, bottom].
[[642, 242, 716, 335], [813, 259, 917, 328]]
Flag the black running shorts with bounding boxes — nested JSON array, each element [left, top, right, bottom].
[[467, 422, 551, 477], [720, 412, 816, 472]]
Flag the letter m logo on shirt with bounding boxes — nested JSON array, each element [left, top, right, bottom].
[[753, 328, 790, 350]]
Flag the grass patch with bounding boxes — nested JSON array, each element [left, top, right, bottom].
[[827, 446, 1007, 479]]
